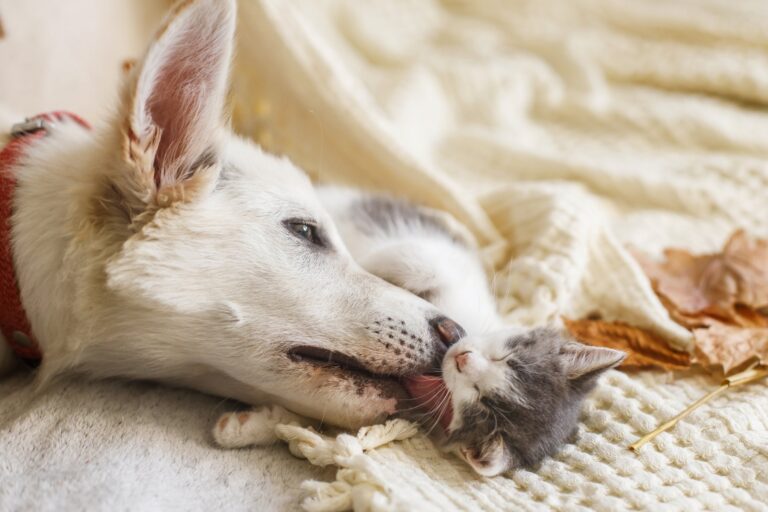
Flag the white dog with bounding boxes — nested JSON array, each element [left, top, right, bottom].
[[0, 0, 463, 429]]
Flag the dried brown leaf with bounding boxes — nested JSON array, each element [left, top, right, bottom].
[[656, 294, 718, 330], [731, 304, 768, 328], [656, 294, 768, 330], [722, 231, 768, 307], [634, 231, 768, 322], [563, 317, 691, 371], [633, 231, 768, 374], [694, 324, 768, 375]]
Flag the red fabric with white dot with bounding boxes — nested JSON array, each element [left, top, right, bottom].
[[0, 112, 90, 363]]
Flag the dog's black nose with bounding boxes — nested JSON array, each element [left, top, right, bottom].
[[430, 316, 465, 347]]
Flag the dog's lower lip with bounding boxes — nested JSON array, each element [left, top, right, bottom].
[[288, 346, 373, 374], [287, 345, 410, 401], [286, 346, 433, 401], [287, 345, 398, 381]]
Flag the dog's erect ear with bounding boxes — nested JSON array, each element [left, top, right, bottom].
[[560, 342, 626, 380], [118, 0, 235, 207]]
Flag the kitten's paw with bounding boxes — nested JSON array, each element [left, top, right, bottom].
[[213, 405, 302, 448]]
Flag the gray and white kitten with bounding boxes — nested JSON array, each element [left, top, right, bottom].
[[432, 327, 624, 476], [320, 187, 625, 476]]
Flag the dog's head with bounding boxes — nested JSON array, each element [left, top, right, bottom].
[[88, 0, 461, 427]]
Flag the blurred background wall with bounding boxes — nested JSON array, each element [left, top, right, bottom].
[[0, 0, 169, 120]]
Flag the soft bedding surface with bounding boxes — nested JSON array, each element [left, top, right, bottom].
[[231, 0, 768, 510], [2, 0, 768, 511], [0, 373, 333, 511]]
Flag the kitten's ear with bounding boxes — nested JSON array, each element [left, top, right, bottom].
[[561, 342, 626, 380], [116, 0, 235, 209], [460, 437, 512, 477]]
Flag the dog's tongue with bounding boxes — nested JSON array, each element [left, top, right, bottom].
[[402, 375, 453, 430]]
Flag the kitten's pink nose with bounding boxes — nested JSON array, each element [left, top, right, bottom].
[[455, 351, 472, 373]]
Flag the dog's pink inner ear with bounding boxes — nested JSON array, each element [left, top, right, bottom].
[[146, 50, 221, 182], [128, 0, 235, 192]]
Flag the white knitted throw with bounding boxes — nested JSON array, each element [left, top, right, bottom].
[[275, 371, 768, 511], [233, 0, 768, 510]]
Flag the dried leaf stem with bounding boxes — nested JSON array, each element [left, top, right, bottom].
[[629, 364, 768, 452]]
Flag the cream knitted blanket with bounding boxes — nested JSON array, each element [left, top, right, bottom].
[[232, 0, 768, 510]]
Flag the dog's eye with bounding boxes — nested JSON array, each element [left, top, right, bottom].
[[286, 221, 323, 246]]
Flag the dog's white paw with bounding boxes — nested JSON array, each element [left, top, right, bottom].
[[213, 405, 302, 448]]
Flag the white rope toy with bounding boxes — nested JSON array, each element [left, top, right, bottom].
[[275, 419, 419, 512]]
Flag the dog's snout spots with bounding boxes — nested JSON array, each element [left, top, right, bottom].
[[366, 317, 435, 372], [430, 316, 465, 347]]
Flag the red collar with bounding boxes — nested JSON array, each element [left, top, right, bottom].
[[0, 112, 90, 366]]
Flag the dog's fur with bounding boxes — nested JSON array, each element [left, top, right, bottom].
[[0, 0, 458, 429]]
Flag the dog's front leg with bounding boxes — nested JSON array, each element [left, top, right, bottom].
[[213, 405, 304, 449]]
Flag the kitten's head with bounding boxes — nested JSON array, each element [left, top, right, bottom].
[[441, 327, 625, 476]]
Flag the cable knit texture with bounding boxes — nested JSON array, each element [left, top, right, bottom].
[[231, 0, 768, 510]]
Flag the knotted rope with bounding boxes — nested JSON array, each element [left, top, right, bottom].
[[275, 419, 419, 511]]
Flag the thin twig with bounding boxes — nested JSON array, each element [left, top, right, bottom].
[[629, 364, 768, 452]]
